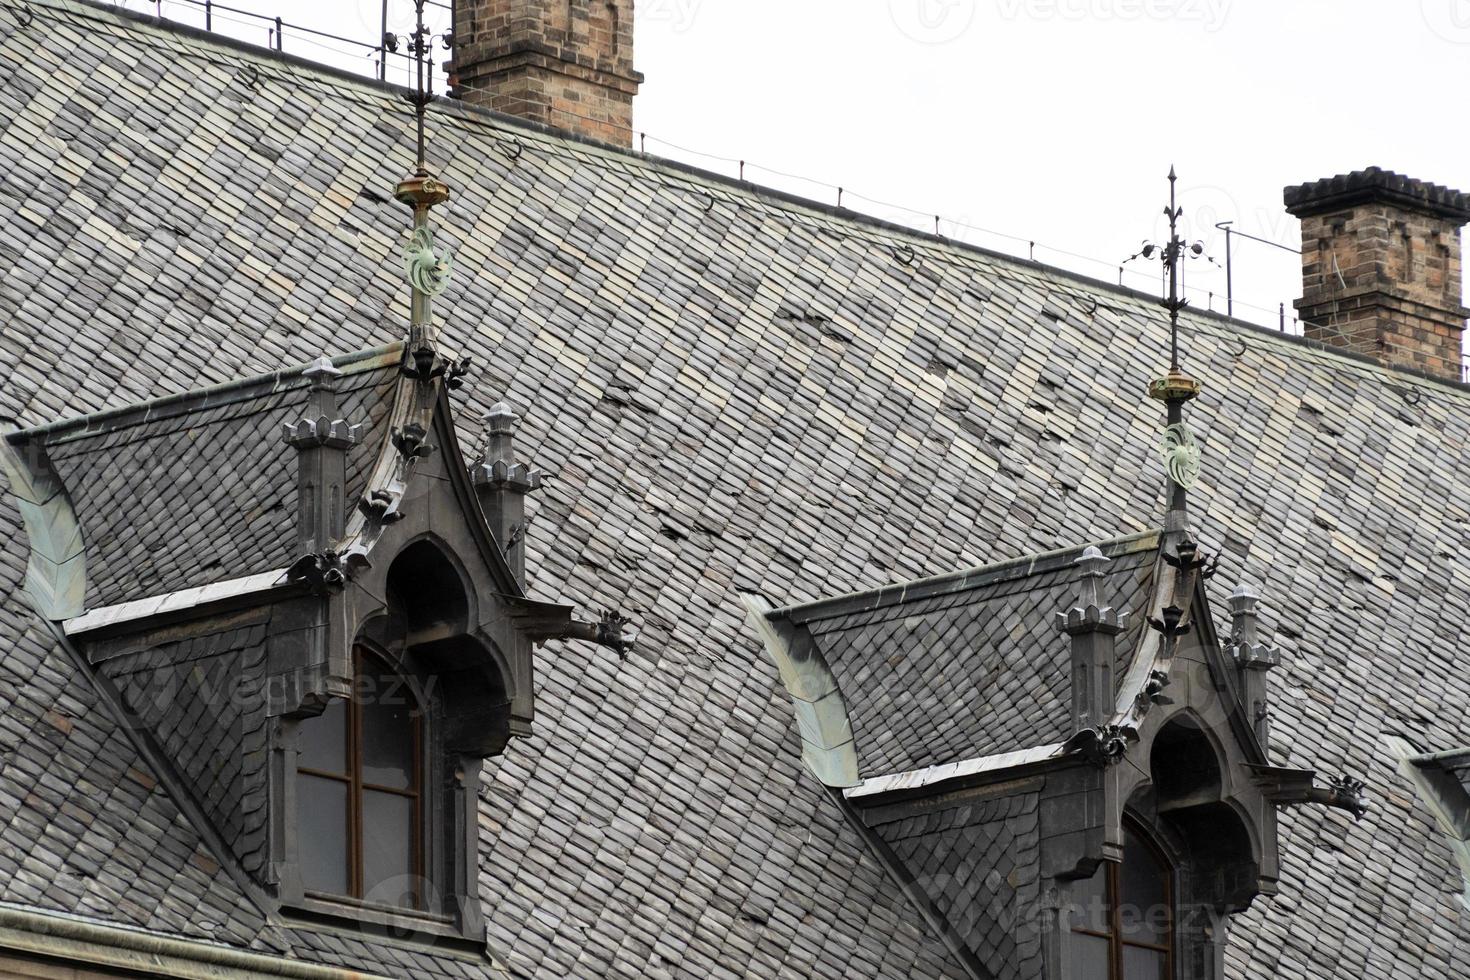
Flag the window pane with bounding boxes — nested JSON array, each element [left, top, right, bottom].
[[1068, 931, 1111, 980], [298, 699, 347, 774], [297, 775, 348, 895], [361, 790, 416, 908], [1069, 866, 1110, 934], [1121, 830, 1169, 945], [360, 670, 416, 790], [1123, 944, 1167, 980]]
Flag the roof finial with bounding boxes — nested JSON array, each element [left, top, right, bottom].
[[1126, 167, 1207, 530], [392, 0, 453, 359], [409, 0, 432, 177]]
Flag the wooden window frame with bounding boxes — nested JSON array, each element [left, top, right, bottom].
[[297, 645, 425, 909], [1069, 822, 1175, 980]]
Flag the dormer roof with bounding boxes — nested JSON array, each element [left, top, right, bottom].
[[753, 531, 1159, 781], [5, 345, 402, 612], [3, 2, 1470, 978]]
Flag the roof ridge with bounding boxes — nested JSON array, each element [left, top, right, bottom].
[[5, 344, 402, 444], [26, 2, 1470, 398], [772, 529, 1160, 626]]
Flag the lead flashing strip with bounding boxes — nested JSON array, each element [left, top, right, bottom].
[[63, 568, 289, 636], [0, 901, 395, 980], [742, 593, 861, 788], [844, 744, 1066, 801]]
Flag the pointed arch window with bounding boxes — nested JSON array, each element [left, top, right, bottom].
[[1069, 823, 1175, 980], [296, 646, 424, 910]]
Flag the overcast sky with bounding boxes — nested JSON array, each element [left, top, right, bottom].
[[142, 0, 1470, 333]]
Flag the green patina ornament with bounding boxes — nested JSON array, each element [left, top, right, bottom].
[[404, 226, 452, 296], [1159, 423, 1201, 490]]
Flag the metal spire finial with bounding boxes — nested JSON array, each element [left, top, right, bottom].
[[390, 0, 455, 357], [1165, 166, 1182, 370], [1124, 168, 1211, 528], [409, 0, 431, 175]]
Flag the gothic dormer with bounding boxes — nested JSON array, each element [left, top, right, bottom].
[[0, 59, 634, 954], [745, 172, 1367, 980]]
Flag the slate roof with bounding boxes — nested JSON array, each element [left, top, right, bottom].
[[774, 532, 1158, 777], [11, 345, 401, 607], [2, 2, 1470, 979], [867, 787, 1045, 980]]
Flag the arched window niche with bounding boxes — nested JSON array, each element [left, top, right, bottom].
[[1067, 818, 1176, 980], [1142, 714, 1265, 917], [1059, 711, 1271, 980], [296, 643, 426, 911], [1050, 704, 1279, 980], [278, 537, 516, 941], [384, 538, 472, 647]]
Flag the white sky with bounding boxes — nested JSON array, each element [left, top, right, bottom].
[[137, 0, 1470, 333]]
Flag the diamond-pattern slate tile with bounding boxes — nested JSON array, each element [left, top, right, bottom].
[[0, 2, 1469, 978], [803, 538, 1155, 776], [36, 358, 398, 607]]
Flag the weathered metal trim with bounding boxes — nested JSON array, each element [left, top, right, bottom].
[[0, 435, 86, 620], [772, 530, 1160, 627], [62, 568, 290, 636], [844, 744, 1067, 801], [1388, 736, 1470, 911], [0, 901, 395, 979], [1408, 745, 1470, 768], [742, 594, 861, 788]]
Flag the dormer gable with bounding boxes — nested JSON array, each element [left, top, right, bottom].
[[3, 341, 630, 953], [748, 530, 1369, 980]]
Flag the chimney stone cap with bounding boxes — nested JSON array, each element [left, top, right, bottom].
[[1284, 167, 1470, 223]]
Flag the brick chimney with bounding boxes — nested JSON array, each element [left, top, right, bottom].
[[1284, 168, 1470, 382], [448, 0, 642, 147]]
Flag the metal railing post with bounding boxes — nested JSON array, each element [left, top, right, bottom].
[[380, 0, 388, 81], [1219, 222, 1234, 317]]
